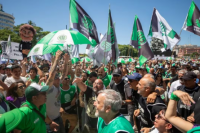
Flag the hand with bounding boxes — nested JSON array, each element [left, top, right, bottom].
[[26, 80, 32, 87], [147, 92, 157, 103], [141, 127, 151, 133], [134, 109, 140, 117], [187, 116, 195, 123], [71, 98, 76, 106], [55, 50, 62, 59], [173, 90, 195, 106], [50, 121, 59, 132], [72, 77, 83, 84], [39, 77, 45, 82]]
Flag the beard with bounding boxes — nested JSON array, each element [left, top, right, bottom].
[[95, 107, 105, 117]]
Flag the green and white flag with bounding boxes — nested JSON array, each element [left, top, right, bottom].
[[6, 35, 11, 55], [69, 0, 99, 58], [182, 1, 200, 36], [130, 15, 154, 66], [106, 8, 119, 65], [148, 8, 180, 51]]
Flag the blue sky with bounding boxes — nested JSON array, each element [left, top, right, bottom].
[[1, 0, 200, 53]]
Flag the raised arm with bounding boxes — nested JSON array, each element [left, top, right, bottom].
[[60, 53, 70, 81], [72, 77, 87, 92], [46, 50, 62, 88], [165, 90, 194, 133]]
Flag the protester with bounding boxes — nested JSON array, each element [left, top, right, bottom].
[[97, 67, 111, 88], [94, 89, 134, 133]]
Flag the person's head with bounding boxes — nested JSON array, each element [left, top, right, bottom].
[[98, 67, 106, 79], [29, 67, 38, 79], [82, 72, 89, 82], [171, 66, 177, 75], [136, 77, 156, 97], [7, 81, 26, 98], [112, 69, 122, 84], [11, 65, 22, 79], [117, 63, 122, 69], [53, 73, 60, 88], [25, 83, 48, 106], [75, 67, 82, 77], [181, 71, 197, 89], [127, 73, 142, 90], [154, 108, 174, 133], [139, 68, 145, 76], [155, 73, 163, 82], [62, 76, 70, 86], [41, 64, 50, 73], [149, 68, 154, 74], [93, 79, 104, 93], [94, 89, 122, 118], [193, 70, 200, 79], [0, 65, 5, 74], [143, 73, 155, 79], [5, 65, 12, 76], [121, 67, 129, 77], [89, 72, 98, 84], [44, 73, 49, 82], [178, 69, 187, 84]]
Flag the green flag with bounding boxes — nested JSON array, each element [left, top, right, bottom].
[[130, 15, 154, 66], [183, 1, 200, 36]]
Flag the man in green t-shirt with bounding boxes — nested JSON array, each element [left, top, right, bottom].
[[0, 83, 58, 133], [97, 67, 112, 88], [60, 76, 77, 133], [94, 89, 134, 133], [85, 72, 98, 87]]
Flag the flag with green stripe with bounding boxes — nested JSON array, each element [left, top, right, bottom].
[[130, 15, 154, 66], [106, 8, 119, 65], [182, 1, 200, 36], [148, 8, 180, 52]]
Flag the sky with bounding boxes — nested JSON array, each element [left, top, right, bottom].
[[1, 0, 200, 53]]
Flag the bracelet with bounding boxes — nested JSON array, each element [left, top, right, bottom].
[[170, 92, 180, 101]]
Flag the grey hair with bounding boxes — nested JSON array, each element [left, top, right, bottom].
[[143, 78, 156, 92], [178, 69, 187, 75], [145, 74, 155, 79], [98, 89, 122, 113], [193, 70, 200, 76]]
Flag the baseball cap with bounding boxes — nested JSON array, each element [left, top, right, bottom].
[[181, 71, 197, 80], [112, 69, 122, 76], [0, 108, 22, 133], [5, 65, 12, 69], [135, 65, 140, 69], [127, 73, 142, 81], [25, 83, 49, 102]]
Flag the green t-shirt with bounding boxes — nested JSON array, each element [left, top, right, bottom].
[[60, 85, 76, 104], [16, 101, 46, 133], [97, 115, 134, 133], [27, 75, 39, 83], [85, 80, 93, 87], [100, 74, 112, 87]]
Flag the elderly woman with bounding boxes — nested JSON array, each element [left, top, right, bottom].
[[6, 81, 26, 108]]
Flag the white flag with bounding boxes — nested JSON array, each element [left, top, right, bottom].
[[6, 35, 12, 55], [148, 8, 180, 50]]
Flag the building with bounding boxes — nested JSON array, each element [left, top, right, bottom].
[[0, 4, 15, 30], [178, 47, 200, 57]]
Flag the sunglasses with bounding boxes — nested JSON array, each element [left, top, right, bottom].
[[113, 75, 120, 77], [65, 78, 70, 80], [18, 85, 26, 89], [128, 79, 134, 82]]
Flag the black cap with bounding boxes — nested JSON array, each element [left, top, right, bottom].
[[112, 69, 122, 76], [91, 65, 98, 69], [89, 72, 98, 78], [182, 71, 197, 80]]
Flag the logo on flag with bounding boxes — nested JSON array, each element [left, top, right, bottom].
[[100, 41, 112, 52], [34, 47, 40, 53], [57, 35, 67, 41], [82, 15, 93, 34]]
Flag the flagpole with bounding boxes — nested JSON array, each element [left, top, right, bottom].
[[171, 28, 183, 57], [104, 5, 110, 65]]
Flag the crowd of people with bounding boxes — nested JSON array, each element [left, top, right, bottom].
[[0, 50, 200, 133]]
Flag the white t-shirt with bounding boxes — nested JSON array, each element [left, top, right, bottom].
[[168, 80, 182, 98], [4, 76, 27, 87], [46, 85, 61, 120]]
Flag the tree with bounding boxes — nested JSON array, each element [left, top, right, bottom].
[[190, 52, 199, 59], [118, 44, 138, 57], [0, 28, 21, 43]]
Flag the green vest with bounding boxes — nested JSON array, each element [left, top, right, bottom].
[[60, 85, 76, 104], [85, 80, 93, 87], [16, 101, 46, 133], [97, 115, 134, 133]]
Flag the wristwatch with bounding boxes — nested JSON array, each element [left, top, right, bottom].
[[123, 100, 126, 104]]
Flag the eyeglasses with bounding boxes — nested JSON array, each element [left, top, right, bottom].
[[18, 85, 26, 89], [156, 112, 168, 122], [93, 82, 102, 85], [113, 75, 120, 77]]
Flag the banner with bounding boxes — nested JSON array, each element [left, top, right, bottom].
[[0, 41, 23, 60]]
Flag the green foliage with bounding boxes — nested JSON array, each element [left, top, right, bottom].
[[118, 44, 138, 57], [190, 52, 199, 59], [0, 20, 50, 47]]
